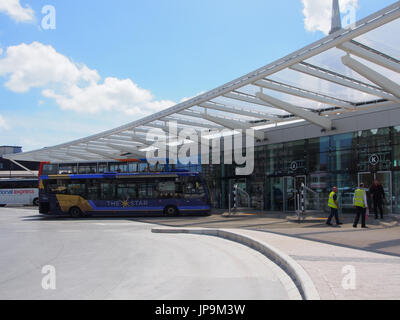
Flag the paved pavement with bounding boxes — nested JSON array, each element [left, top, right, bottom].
[[0, 208, 292, 300], [133, 212, 400, 257], [233, 229, 400, 300]]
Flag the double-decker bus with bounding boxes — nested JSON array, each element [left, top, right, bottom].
[[0, 179, 39, 207], [38, 172, 211, 217]]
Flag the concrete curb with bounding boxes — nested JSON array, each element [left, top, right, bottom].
[[152, 227, 320, 300]]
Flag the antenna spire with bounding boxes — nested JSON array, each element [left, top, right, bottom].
[[329, 0, 342, 34]]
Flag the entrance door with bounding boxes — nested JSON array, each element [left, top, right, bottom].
[[376, 172, 392, 212], [229, 178, 247, 208], [358, 171, 392, 213], [284, 176, 306, 212]]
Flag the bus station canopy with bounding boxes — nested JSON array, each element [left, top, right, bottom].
[[4, 2, 400, 163]]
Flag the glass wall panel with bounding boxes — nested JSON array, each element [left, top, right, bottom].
[[330, 132, 356, 151], [393, 132, 400, 170], [358, 128, 392, 172], [265, 177, 284, 212], [329, 149, 358, 172], [393, 171, 400, 214]]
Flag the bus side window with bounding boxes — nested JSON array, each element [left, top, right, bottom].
[[87, 179, 100, 200], [0, 181, 11, 189], [183, 177, 205, 195], [46, 180, 67, 194], [137, 183, 147, 199], [28, 180, 37, 188], [100, 181, 116, 200], [116, 183, 137, 200], [67, 180, 86, 197], [157, 180, 176, 198]]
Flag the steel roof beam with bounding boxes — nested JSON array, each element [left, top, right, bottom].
[[100, 136, 148, 146], [161, 116, 223, 130], [105, 143, 146, 158], [341, 54, 400, 99], [89, 140, 142, 148], [223, 92, 273, 108], [290, 62, 398, 102], [85, 148, 120, 159], [40, 152, 77, 162], [338, 41, 400, 73], [200, 113, 265, 141], [256, 91, 333, 130], [65, 151, 101, 161], [200, 102, 278, 121], [254, 79, 355, 110], [145, 122, 204, 136]]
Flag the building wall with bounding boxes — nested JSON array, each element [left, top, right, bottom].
[[0, 146, 39, 177], [202, 105, 400, 214]]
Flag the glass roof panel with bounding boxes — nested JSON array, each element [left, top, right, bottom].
[[266, 68, 381, 104], [354, 19, 400, 61]]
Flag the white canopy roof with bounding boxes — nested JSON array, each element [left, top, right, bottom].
[[5, 1, 400, 163]]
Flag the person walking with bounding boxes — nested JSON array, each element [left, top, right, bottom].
[[327, 186, 342, 226], [353, 183, 369, 229], [369, 179, 385, 219]]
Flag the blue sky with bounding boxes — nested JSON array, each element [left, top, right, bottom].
[[0, 0, 396, 151]]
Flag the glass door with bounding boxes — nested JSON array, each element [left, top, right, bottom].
[[284, 177, 295, 212], [393, 172, 400, 214], [358, 171, 392, 213], [265, 177, 284, 212], [284, 176, 306, 212], [358, 172, 374, 190], [376, 171, 392, 213], [295, 176, 306, 192]]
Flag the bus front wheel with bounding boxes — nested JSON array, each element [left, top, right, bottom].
[[33, 198, 39, 206], [0, 205, 6, 207], [164, 206, 178, 217], [69, 206, 83, 218]]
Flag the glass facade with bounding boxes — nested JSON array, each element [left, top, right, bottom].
[[202, 126, 400, 214], [43, 125, 400, 214]]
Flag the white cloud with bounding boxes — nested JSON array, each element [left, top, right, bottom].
[[302, 0, 358, 35], [0, 42, 176, 116], [0, 115, 8, 130], [0, 0, 35, 23]]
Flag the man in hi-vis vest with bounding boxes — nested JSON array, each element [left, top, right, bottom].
[[353, 183, 369, 228], [327, 186, 342, 226]]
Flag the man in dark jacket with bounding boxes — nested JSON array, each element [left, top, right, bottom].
[[369, 180, 385, 219]]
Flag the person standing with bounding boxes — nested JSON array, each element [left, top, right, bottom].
[[353, 183, 369, 228], [369, 180, 385, 219], [327, 186, 342, 226]]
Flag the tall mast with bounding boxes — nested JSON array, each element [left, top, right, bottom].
[[329, 0, 342, 34]]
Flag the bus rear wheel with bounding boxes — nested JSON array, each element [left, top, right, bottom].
[[164, 205, 179, 217], [69, 206, 83, 218], [0, 205, 6, 207], [33, 198, 39, 206]]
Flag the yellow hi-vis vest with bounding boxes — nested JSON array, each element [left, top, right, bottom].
[[354, 189, 366, 208], [328, 191, 338, 209]]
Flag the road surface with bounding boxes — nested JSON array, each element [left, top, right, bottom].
[[0, 208, 292, 299]]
